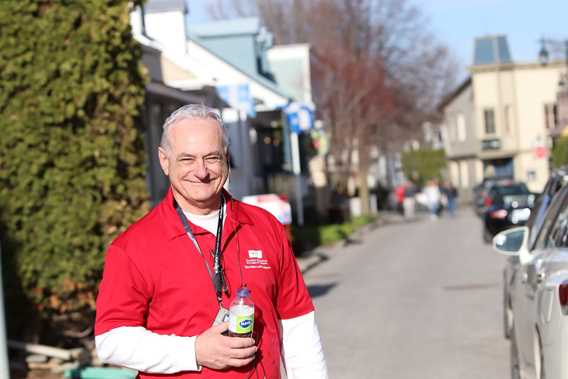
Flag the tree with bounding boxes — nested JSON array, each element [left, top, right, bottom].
[[552, 136, 568, 168], [401, 148, 447, 186], [0, 0, 148, 338], [208, 0, 458, 215]]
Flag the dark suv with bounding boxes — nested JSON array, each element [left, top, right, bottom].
[[482, 181, 535, 243]]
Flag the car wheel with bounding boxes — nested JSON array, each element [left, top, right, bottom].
[[503, 288, 513, 340], [534, 332, 545, 379], [511, 331, 521, 379]]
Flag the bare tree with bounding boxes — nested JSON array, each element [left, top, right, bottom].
[[207, 0, 458, 215]]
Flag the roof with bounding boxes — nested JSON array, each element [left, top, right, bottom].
[[190, 18, 261, 37], [437, 77, 472, 111], [473, 35, 512, 66], [187, 34, 293, 101], [145, 0, 187, 13]]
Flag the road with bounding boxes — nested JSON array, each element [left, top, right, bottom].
[[302, 208, 510, 379]]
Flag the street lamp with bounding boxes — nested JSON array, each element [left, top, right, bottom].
[[538, 38, 568, 89]]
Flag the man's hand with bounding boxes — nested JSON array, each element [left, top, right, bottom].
[[195, 322, 257, 370]]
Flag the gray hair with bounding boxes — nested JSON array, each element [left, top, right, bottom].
[[160, 104, 229, 152]]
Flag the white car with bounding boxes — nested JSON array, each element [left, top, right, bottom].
[[494, 184, 568, 379]]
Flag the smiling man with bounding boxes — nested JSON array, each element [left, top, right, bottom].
[[94, 104, 328, 379]]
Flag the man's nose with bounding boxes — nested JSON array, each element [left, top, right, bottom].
[[193, 158, 209, 178]]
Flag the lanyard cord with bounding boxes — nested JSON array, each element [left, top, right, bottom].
[[175, 194, 227, 304]]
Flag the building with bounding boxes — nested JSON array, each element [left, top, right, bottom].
[[439, 35, 567, 200], [130, 0, 321, 225]]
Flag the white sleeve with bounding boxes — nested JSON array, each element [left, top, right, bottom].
[[95, 326, 201, 374], [280, 311, 328, 379]]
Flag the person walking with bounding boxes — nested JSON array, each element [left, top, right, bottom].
[[442, 180, 458, 217], [423, 179, 442, 220], [402, 180, 417, 220], [94, 104, 328, 379]]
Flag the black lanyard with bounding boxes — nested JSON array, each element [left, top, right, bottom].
[[175, 194, 227, 304]]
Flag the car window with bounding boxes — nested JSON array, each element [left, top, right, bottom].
[[495, 184, 529, 196], [548, 209, 568, 248], [534, 187, 568, 250]]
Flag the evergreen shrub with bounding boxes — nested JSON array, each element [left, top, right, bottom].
[[0, 0, 148, 331]]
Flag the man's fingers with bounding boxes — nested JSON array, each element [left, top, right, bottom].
[[224, 336, 256, 348], [228, 345, 257, 359], [228, 356, 256, 367]]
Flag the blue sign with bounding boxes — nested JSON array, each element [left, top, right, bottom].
[[285, 102, 314, 134], [216, 84, 255, 117]]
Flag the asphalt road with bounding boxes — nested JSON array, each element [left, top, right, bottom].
[[301, 208, 510, 379]]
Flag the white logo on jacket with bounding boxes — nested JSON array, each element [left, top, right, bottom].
[[248, 250, 262, 259], [245, 250, 270, 269]]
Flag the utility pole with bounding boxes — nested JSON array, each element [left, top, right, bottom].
[[0, 243, 10, 379]]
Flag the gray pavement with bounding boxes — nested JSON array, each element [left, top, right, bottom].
[[297, 208, 509, 379]]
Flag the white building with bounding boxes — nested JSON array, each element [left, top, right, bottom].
[[440, 35, 567, 200]]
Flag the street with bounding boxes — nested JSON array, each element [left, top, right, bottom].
[[302, 208, 509, 378]]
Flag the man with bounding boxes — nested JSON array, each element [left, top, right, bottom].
[[95, 104, 328, 379]]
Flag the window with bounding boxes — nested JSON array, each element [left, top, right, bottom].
[[456, 114, 466, 141], [534, 188, 568, 250], [544, 103, 558, 129], [484, 108, 496, 135]]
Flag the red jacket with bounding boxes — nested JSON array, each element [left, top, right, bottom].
[[95, 188, 314, 378]]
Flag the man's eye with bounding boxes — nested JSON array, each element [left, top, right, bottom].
[[205, 156, 221, 163]]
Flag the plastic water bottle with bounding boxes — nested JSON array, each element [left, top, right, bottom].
[[228, 287, 254, 338]]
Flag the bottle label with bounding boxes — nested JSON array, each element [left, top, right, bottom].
[[230, 314, 254, 334]]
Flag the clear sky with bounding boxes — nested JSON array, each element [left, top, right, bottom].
[[187, 0, 568, 78], [418, 0, 568, 76]]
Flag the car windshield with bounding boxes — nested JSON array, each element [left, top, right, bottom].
[[496, 184, 529, 196]]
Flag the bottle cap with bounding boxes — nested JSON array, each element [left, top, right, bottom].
[[237, 287, 251, 297]]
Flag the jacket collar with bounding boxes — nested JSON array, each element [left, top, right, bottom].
[[160, 187, 253, 240]]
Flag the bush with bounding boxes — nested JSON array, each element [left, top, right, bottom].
[[0, 0, 148, 333]]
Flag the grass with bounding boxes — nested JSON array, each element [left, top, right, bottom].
[[292, 215, 377, 251]]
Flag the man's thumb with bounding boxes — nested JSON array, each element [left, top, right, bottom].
[[213, 321, 229, 333]]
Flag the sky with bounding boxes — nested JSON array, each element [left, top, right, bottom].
[[186, 0, 568, 79]]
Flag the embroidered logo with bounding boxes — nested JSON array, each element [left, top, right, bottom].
[[245, 249, 271, 270], [248, 250, 263, 259]]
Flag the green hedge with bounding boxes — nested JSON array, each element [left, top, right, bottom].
[[0, 1, 148, 324]]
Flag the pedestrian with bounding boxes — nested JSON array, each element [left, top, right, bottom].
[[441, 180, 458, 217], [423, 179, 442, 220], [394, 183, 406, 215], [94, 104, 328, 379], [402, 180, 417, 220]]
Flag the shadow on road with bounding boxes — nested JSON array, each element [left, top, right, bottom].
[[307, 283, 337, 298]]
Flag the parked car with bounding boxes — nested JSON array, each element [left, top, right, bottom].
[[473, 177, 512, 216], [482, 181, 535, 243], [494, 183, 568, 379], [501, 168, 568, 341]]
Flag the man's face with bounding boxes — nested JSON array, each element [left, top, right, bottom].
[[158, 118, 229, 214]]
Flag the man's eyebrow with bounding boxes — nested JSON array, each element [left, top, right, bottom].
[[176, 151, 223, 159]]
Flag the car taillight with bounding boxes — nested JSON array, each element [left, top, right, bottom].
[[559, 281, 568, 315], [483, 196, 492, 207], [489, 209, 508, 219]]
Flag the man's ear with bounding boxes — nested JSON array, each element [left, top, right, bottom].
[[158, 147, 170, 176]]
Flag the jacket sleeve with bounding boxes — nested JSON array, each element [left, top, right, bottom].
[[95, 326, 200, 374], [280, 311, 328, 379]]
